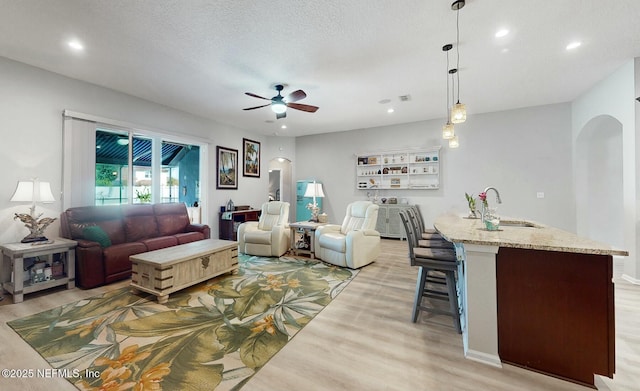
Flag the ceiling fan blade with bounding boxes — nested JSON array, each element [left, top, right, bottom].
[[287, 102, 319, 113], [245, 92, 271, 100], [243, 104, 271, 110], [285, 89, 307, 103], [276, 111, 287, 120]]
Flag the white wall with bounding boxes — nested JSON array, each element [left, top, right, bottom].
[[572, 59, 638, 283], [575, 116, 624, 248], [295, 103, 575, 231], [0, 57, 270, 242]]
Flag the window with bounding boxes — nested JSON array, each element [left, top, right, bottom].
[[95, 129, 201, 206]]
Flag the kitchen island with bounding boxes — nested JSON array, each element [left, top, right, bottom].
[[434, 213, 628, 388]]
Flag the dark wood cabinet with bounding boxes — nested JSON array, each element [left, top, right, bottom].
[[219, 210, 261, 241], [496, 247, 614, 387]]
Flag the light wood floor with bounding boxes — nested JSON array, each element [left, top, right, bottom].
[[0, 239, 638, 391]]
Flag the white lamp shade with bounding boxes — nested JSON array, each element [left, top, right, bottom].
[[304, 182, 325, 198], [451, 102, 467, 124], [442, 123, 455, 139], [10, 181, 56, 203], [449, 135, 460, 148]]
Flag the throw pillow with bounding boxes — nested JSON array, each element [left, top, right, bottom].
[[83, 226, 112, 248]]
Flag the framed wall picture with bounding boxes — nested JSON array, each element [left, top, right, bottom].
[[242, 138, 261, 177], [216, 146, 238, 189]]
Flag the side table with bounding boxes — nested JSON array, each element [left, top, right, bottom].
[[289, 221, 328, 259], [0, 238, 77, 303]]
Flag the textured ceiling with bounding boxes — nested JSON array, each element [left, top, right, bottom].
[[1, 0, 639, 137]]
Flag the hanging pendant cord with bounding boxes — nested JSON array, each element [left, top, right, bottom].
[[456, 8, 461, 103], [446, 49, 450, 118], [451, 70, 456, 109]]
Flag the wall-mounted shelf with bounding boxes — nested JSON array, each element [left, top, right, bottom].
[[356, 147, 441, 190]]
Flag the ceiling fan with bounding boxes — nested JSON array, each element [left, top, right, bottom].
[[243, 84, 319, 119]]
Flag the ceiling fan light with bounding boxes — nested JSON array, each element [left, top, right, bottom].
[[271, 102, 287, 114], [442, 123, 455, 139], [451, 102, 467, 124], [449, 135, 460, 148]]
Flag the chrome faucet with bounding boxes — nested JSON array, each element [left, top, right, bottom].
[[481, 186, 502, 223]]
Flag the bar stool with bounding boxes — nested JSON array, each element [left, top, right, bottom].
[[399, 210, 461, 333], [406, 207, 453, 249], [408, 205, 444, 238]]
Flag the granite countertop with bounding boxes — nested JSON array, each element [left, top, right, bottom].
[[433, 213, 628, 256]]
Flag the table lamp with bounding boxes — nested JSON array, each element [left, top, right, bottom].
[[10, 179, 57, 243], [304, 181, 325, 222]]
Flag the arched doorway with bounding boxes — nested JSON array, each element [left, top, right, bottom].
[[268, 157, 292, 221], [575, 115, 624, 248]]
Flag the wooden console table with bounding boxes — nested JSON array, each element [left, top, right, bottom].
[[219, 209, 261, 240], [0, 238, 77, 303]]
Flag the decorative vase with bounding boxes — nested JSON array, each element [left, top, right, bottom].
[[484, 208, 500, 231]]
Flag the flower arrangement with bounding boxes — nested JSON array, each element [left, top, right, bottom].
[[478, 191, 500, 230], [465, 193, 477, 218], [478, 192, 488, 209]]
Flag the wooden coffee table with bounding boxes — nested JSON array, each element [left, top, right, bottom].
[[130, 239, 238, 303]]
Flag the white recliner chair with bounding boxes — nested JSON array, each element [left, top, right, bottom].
[[315, 201, 381, 268], [238, 201, 290, 257]]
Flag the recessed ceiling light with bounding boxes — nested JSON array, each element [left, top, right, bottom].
[[495, 29, 509, 38], [68, 40, 84, 51], [566, 41, 581, 50], [387, 108, 395, 114], [281, 125, 287, 129]]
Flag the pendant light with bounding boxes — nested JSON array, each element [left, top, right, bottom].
[[449, 135, 460, 148], [451, 0, 467, 124], [442, 44, 455, 140], [448, 67, 459, 148]]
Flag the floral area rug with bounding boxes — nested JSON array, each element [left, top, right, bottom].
[[7, 255, 357, 391]]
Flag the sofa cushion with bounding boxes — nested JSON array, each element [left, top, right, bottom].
[[154, 203, 190, 236], [64, 205, 126, 244], [123, 204, 159, 242], [244, 230, 272, 245], [340, 201, 378, 234], [175, 231, 205, 244], [83, 226, 112, 248], [318, 232, 347, 252], [141, 236, 179, 251]]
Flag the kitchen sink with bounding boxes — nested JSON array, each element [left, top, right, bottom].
[[500, 220, 540, 228]]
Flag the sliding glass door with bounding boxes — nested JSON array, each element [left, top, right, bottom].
[[95, 129, 200, 206]]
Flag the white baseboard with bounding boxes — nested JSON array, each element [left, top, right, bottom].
[[464, 349, 503, 368], [621, 274, 640, 285]]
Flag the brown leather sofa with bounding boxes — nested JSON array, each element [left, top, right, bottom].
[[60, 203, 210, 289]]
